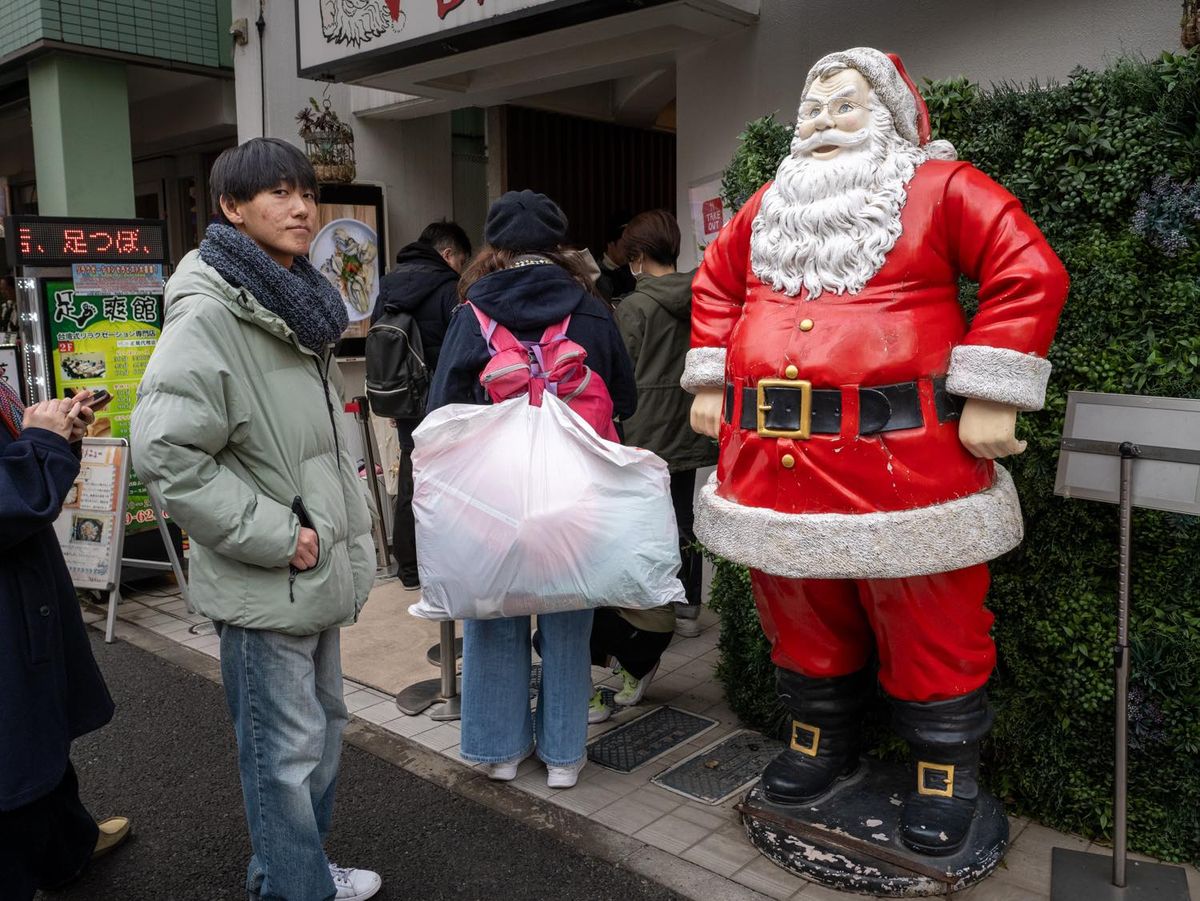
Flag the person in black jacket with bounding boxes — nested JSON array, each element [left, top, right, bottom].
[[0, 387, 130, 900], [377, 220, 471, 588], [427, 190, 636, 790]]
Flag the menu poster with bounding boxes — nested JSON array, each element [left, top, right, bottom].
[[43, 279, 163, 534], [54, 442, 128, 591]]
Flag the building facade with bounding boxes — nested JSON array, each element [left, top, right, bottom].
[[0, 0, 237, 265]]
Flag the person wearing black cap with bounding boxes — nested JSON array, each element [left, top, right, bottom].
[[427, 189, 637, 790]]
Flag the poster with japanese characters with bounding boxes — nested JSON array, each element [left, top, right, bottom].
[[43, 278, 163, 534]]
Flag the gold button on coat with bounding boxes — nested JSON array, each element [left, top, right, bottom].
[[784, 365, 799, 379], [799, 318, 814, 332], [781, 454, 796, 469]]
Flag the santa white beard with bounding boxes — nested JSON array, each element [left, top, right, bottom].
[[750, 107, 928, 299]]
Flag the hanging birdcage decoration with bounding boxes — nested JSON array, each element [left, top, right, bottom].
[[296, 97, 356, 184]]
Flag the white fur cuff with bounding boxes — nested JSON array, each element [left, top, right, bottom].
[[694, 466, 1024, 579], [680, 347, 728, 393], [946, 345, 1052, 412]]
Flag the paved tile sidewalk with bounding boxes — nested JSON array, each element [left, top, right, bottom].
[[87, 586, 1200, 901]]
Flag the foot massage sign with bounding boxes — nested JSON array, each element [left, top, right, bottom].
[[44, 278, 164, 534]]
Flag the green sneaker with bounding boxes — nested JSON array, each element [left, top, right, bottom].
[[588, 688, 612, 723], [613, 663, 658, 707]]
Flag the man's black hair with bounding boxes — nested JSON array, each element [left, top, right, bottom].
[[209, 138, 319, 225], [415, 220, 472, 260], [604, 209, 632, 246]]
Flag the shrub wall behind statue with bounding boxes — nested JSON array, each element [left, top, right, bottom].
[[710, 50, 1200, 864]]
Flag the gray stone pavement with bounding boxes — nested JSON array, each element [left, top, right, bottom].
[[75, 591, 1200, 901]]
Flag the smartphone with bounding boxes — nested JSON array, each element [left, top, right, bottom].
[[65, 387, 112, 408]]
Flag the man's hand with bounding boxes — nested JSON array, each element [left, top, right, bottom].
[[290, 527, 319, 571], [23, 398, 82, 440], [689, 387, 724, 438], [958, 398, 1025, 459]]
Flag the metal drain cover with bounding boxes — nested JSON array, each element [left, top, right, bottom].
[[587, 706, 717, 773], [653, 729, 781, 805]]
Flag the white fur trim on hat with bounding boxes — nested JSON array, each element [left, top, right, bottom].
[[803, 47, 920, 146], [946, 345, 1053, 412], [680, 347, 728, 393], [694, 466, 1025, 579]]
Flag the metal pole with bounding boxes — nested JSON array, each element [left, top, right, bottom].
[[353, 396, 391, 569], [428, 619, 462, 721], [439, 620, 457, 700], [1113, 443, 1137, 888]]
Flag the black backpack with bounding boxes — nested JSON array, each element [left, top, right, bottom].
[[365, 309, 430, 419]]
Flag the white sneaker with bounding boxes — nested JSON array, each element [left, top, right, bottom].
[[329, 863, 382, 901], [546, 758, 586, 789], [484, 749, 532, 781]]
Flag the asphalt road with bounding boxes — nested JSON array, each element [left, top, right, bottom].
[[37, 634, 684, 901]]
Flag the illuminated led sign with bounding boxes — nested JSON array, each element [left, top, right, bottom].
[[5, 216, 167, 266]]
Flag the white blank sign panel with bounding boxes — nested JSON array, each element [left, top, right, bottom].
[[1054, 392, 1200, 515]]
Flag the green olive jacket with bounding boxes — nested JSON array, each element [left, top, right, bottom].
[[130, 251, 375, 635]]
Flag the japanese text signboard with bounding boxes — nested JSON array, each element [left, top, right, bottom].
[[44, 279, 163, 534], [6, 216, 166, 267]]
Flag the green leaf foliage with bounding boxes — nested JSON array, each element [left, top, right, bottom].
[[710, 50, 1200, 864]]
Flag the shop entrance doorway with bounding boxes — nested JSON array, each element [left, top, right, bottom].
[[499, 105, 676, 260]]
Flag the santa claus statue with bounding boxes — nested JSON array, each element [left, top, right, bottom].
[[684, 48, 1068, 857]]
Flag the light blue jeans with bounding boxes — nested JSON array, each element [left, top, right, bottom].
[[460, 610, 594, 767], [218, 624, 347, 901]]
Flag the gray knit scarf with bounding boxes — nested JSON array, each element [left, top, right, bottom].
[[200, 223, 348, 352]]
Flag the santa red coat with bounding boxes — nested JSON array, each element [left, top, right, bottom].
[[682, 160, 1069, 580]]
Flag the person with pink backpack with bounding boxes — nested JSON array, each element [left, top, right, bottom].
[[426, 190, 636, 788]]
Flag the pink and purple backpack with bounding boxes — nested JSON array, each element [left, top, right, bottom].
[[469, 303, 619, 442]]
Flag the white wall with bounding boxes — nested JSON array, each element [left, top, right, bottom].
[[230, 0, 455, 267], [674, 0, 1181, 267]]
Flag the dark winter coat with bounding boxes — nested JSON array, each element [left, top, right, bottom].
[[428, 261, 637, 421], [378, 241, 461, 376], [0, 426, 114, 811], [615, 270, 718, 472]]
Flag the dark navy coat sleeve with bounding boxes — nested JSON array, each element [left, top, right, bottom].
[[427, 304, 491, 411], [564, 297, 638, 422], [0, 427, 80, 550]]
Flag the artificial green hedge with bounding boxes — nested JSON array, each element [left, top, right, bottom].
[[710, 50, 1200, 864]]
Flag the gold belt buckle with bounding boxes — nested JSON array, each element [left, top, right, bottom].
[[756, 378, 813, 439]]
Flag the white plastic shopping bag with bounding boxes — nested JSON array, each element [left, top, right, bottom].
[[408, 393, 685, 620]]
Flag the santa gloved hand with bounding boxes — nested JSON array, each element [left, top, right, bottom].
[[958, 398, 1026, 459], [689, 387, 724, 438]]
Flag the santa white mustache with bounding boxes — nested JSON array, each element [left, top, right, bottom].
[[791, 126, 871, 156]]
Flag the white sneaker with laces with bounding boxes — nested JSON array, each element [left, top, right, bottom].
[[546, 758, 586, 789], [484, 749, 532, 781], [329, 863, 382, 901]]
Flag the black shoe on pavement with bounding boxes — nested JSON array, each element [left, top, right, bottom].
[[399, 572, 420, 590]]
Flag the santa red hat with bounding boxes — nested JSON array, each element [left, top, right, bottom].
[[801, 47, 956, 160]]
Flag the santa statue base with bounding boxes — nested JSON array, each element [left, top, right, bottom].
[[738, 759, 1008, 896]]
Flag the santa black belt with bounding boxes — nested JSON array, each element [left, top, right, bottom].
[[725, 377, 964, 439]]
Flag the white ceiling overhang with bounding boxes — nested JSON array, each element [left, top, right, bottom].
[[297, 0, 756, 121]]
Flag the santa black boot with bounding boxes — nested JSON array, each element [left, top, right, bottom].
[[892, 687, 994, 856], [760, 667, 872, 804]]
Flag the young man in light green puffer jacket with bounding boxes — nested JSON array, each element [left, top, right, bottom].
[[130, 138, 381, 901]]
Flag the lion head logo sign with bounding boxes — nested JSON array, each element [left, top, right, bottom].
[[320, 0, 402, 48]]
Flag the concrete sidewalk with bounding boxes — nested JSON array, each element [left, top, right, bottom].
[[93, 579, 1200, 901]]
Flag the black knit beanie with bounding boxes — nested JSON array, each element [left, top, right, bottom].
[[483, 190, 568, 251]]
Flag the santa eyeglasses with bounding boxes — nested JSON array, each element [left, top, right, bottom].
[[797, 97, 868, 124]]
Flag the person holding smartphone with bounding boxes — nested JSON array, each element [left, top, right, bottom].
[[0, 386, 131, 900]]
